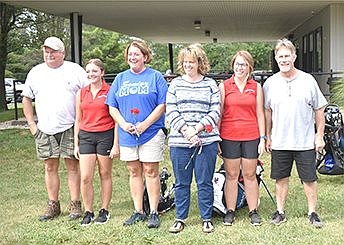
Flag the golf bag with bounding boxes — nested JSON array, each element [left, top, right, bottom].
[[212, 159, 274, 217], [316, 104, 344, 175], [143, 167, 175, 215]]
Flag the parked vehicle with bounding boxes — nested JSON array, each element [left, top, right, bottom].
[[5, 78, 25, 103]]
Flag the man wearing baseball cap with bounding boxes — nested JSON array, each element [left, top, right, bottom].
[[43, 36, 65, 52], [22, 36, 89, 221]]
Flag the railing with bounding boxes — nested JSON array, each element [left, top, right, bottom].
[[105, 70, 343, 86], [104, 71, 273, 85], [10, 70, 343, 121]]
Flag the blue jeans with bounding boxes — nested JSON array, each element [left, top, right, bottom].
[[170, 142, 218, 220]]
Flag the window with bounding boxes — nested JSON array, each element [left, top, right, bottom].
[[302, 27, 323, 72], [315, 27, 323, 72]]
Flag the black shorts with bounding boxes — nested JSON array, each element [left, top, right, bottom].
[[271, 150, 317, 182], [220, 139, 259, 159], [78, 128, 114, 156]]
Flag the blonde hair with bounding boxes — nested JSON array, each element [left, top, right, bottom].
[[124, 40, 152, 64], [275, 38, 296, 55], [230, 50, 254, 75], [177, 43, 210, 75]]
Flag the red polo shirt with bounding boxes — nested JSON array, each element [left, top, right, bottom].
[[79, 81, 115, 132], [220, 76, 259, 141]]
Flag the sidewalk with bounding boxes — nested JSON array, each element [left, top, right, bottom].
[[0, 117, 31, 130]]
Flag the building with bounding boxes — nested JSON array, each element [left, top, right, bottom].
[[3, 0, 343, 93]]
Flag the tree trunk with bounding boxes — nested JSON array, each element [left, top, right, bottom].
[[0, 3, 16, 111]]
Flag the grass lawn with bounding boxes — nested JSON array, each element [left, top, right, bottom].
[[0, 129, 343, 244], [0, 104, 24, 122]]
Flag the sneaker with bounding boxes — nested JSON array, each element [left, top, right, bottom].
[[94, 208, 110, 224], [80, 211, 95, 227], [68, 200, 82, 220], [270, 211, 286, 225], [249, 209, 262, 226], [202, 220, 215, 233], [223, 209, 235, 226], [123, 211, 147, 226], [38, 200, 61, 221], [169, 220, 185, 233], [147, 210, 160, 228], [308, 212, 324, 228]]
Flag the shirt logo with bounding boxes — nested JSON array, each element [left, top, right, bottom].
[[119, 81, 149, 97], [244, 88, 255, 94]]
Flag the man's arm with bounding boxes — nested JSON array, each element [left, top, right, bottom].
[[22, 96, 37, 135], [265, 108, 272, 153], [314, 106, 326, 152]]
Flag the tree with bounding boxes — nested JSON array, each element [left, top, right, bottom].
[[203, 42, 273, 73], [147, 41, 170, 73], [82, 26, 129, 73], [3, 7, 275, 112], [0, 5, 70, 111], [0, 3, 16, 111], [7, 9, 70, 80]]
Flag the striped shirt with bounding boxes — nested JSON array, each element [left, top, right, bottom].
[[166, 76, 221, 147]]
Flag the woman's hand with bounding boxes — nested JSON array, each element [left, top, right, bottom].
[[189, 135, 201, 147], [183, 126, 198, 140], [109, 143, 120, 159], [120, 121, 137, 135], [134, 121, 148, 136], [258, 139, 265, 158], [74, 146, 80, 160]]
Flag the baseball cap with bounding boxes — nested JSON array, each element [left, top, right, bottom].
[[43, 36, 65, 51]]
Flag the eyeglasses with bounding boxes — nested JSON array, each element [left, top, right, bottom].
[[234, 62, 247, 68]]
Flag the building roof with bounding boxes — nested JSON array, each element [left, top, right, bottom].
[[4, 0, 342, 43]]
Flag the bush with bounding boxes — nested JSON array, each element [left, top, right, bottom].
[[330, 76, 344, 108]]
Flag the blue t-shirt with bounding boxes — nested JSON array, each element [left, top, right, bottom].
[[106, 67, 168, 147]]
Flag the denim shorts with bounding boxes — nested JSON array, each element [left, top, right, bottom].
[[271, 149, 317, 182], [34, 126, 75, 160]]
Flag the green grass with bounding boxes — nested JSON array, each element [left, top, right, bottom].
[[0, 104, 24, 122], [1, 129, 344, 244]]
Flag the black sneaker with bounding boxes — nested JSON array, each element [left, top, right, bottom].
[[270, 211, 286, 225], [249, 209, 262, 226], [94, 208, 110, 225], [223, 209, 235, 226], [147, 210, 160, 228], [308, 212, 324, 228], [123, 211, 146, 226], [80, 211, 95, 227]]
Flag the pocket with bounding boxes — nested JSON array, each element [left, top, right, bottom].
[[35, 131, 52, 159]]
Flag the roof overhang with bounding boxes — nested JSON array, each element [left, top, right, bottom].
[[3, 0, 342, 43]]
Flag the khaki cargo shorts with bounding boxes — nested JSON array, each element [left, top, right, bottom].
[[34, 127, 75, 160]]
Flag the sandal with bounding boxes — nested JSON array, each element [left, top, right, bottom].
[[169, 220, 185, 233]]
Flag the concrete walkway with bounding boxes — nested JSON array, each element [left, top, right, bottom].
[[0, 117, 31, 130]]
